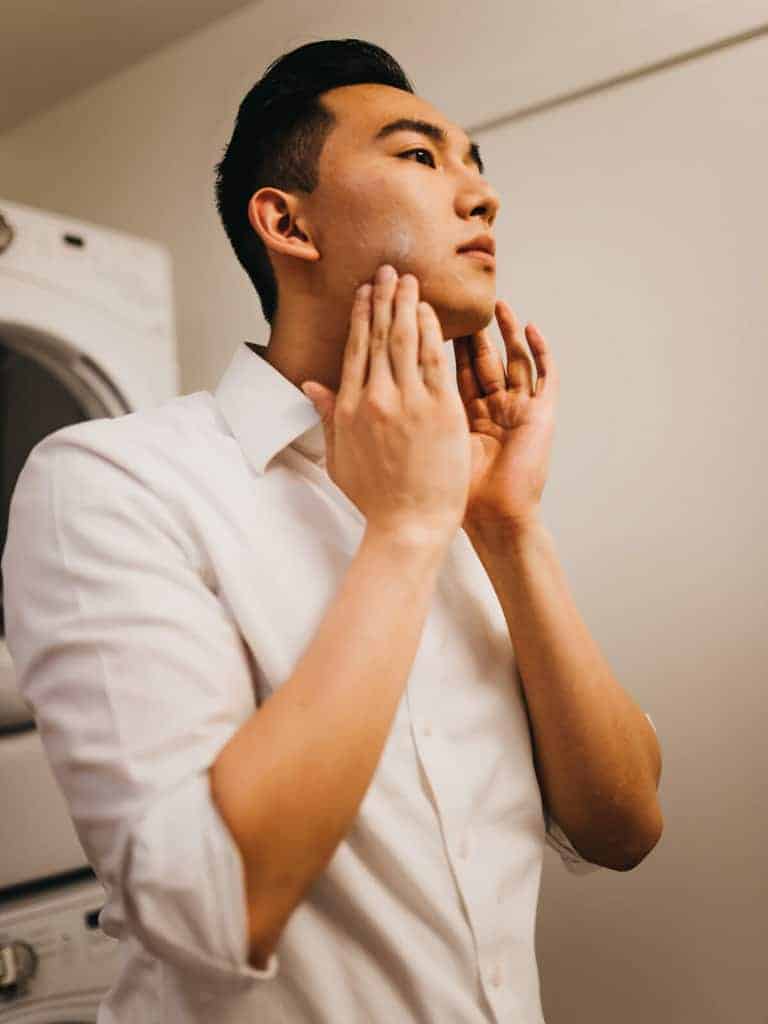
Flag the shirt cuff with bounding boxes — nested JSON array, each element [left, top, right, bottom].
[[544, 811, 603, 874], [121, 769, 279, 988]]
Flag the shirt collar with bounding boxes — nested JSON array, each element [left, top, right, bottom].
[[213, 341, 326, 475]]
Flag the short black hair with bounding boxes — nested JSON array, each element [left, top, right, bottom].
[[213, 38, 415, 326]]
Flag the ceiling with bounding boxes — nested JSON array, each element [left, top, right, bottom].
[[1, 0, 257, 135]]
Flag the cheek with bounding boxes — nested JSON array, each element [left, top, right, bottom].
[[319, 173, 444, 282], [331, 171, 390, 220], [379, 216, 416, 264], [331, 202, 422, 271]]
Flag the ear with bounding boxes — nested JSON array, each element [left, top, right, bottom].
[[247, 188, 320, 263]]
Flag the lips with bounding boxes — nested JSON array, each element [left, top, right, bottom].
[[460, 249, 496, 267], [457, 234, 496, 256], [460, 250, 495, 263]]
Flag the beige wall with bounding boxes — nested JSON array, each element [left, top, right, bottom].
[[2, 3, 766, 1021], [1, 0, 765, 392]]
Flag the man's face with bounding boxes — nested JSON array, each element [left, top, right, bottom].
[[304, 83, 501, 341]]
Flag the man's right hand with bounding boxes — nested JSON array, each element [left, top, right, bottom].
[[301, 263, 471, 548]]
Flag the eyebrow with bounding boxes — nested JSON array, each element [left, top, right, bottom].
[[373, 117, 485, 175]]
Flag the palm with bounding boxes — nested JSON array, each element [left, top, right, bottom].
[[453, 301, 559, 529]]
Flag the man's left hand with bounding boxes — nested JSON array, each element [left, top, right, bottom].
[[453, 300, 560, 534]]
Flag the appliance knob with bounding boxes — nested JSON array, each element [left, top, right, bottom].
[[0, 211, 15, 254], [0, 938, 38, 1001]]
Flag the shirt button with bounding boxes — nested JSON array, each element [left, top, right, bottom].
[[422, 722, 432, 736]]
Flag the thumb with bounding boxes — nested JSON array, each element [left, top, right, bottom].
[[300, 381, 336, 421], [300, 381, 337, 456]]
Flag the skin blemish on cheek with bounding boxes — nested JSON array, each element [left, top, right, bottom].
[[379, 215, 415, 269], [387, 229, 414, 265]]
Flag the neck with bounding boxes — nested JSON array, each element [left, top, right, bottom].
[[261, 290, 354, 394]]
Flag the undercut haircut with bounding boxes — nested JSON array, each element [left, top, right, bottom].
[[214, 38, 415, 325]]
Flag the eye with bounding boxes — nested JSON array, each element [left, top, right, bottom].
[[399, 148, 436, 168]]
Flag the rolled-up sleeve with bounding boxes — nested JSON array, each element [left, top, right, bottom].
[[544, 712, 658, 874], [544, 810, 604, 874], [1, 428, 278, 986], [122, 769, 279, 985]]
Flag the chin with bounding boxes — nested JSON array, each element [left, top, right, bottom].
[[435, 296, 496, 341]]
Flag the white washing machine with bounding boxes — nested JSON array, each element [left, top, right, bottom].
[[0, 878, 121, 1022], [0, 197, 179, 1020]]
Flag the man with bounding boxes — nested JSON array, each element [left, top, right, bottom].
[[2, 37, 662, 1024]]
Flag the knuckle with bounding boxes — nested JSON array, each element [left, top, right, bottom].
[[403, 392, 429, 420], [391, 309, 417, 344], [388, 323, 411, 349], [362, 391, 393, 420], [335, 400, 356, 423]]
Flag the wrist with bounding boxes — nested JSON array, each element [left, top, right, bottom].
[[363, 521, 454, 559], [464, 515, 547, 549]]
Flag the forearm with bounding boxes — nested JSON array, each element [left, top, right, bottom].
[[209, 527, 449, 967], [465, 518, 663, 870]]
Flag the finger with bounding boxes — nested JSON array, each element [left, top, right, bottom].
[[368, 265, 398, 392], [338, 283, 372, 406], [465, 325, 507, 396], [495, 301, 536, 396], [453, 335, 483, 404], [418, 302, 450, 393], [388, 274, 422, 394], [526, 322, 559, 400]]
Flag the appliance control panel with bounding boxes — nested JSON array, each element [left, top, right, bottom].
[[0, 198, 175, 340], [0, 878, 119, 1008]]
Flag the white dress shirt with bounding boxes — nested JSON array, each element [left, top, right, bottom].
[[2, 340, 657, 1023]]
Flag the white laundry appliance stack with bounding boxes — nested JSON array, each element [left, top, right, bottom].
[[0, 198, 179, 1022]]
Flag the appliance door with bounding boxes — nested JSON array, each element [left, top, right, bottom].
[[0, 323, 131, 890], [1, 322, 130, 720], [0, 728, 95, 890], [0, 1004, 98, 1022], [1, 321, 130, 655]]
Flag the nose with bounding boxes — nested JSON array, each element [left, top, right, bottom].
[[458, 173, 500, 228], [474, 187, 500, 227]]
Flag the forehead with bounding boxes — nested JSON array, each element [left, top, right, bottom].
[[321, 83, 469, 150]]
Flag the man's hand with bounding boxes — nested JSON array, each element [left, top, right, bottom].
[[453, 303, 559, 535]]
